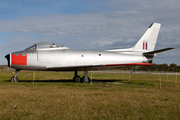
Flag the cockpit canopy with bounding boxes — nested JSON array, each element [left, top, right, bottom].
[[25, 42, 69, 50]]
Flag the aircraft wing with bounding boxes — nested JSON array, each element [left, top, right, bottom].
[[46, 65, 104, 71], [46, 63, 153, 71]]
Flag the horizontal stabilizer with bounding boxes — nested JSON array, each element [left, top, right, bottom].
[[143, 48, 174, 56]]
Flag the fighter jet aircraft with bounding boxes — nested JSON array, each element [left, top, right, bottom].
[[5, 23, 174, 83]]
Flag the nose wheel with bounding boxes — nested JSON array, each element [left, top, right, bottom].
[[11, 76, 19, 82], [11, 69, 20, 82]]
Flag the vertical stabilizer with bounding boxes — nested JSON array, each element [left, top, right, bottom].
[[132, 23, 161, 51]]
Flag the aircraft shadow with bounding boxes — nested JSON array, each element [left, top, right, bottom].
[[3, 79, 123, 83]]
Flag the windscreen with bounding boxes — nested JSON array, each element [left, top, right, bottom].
[[37, 42, 63, 48]]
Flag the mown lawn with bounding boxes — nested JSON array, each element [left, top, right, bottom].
[[0, 70, 179, 120]]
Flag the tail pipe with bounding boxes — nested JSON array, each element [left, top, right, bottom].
[[5, 54, 11, 67]]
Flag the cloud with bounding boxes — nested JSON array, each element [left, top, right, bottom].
[[0, 0, 180, 65]]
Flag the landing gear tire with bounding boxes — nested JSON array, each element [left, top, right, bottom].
[[10, 76, 19, 82], [81, 76, 90, 83], [73, 75, 81, 83]]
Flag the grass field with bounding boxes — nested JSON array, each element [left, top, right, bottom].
[[0, 70, 180, 120]]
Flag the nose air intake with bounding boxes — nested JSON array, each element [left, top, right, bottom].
[[5, 54, 10, 67]]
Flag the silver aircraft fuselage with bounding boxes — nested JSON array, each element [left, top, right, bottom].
[[6, 46, 150, 71]]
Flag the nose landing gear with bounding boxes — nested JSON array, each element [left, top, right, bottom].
[[11, 69, 20, 82]]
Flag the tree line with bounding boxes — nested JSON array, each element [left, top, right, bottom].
[[119, 63, 180, 72]]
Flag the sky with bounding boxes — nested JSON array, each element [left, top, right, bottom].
[[0, 0, 180, 65]]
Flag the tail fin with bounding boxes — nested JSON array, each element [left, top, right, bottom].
[[132, 23, 161, 51]]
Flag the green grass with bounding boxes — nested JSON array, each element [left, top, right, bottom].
[[0, 70, 180, 120]]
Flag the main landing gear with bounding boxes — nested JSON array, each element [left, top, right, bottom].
[[10, 69, 20, 82], [73, 70, 90, 83]]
